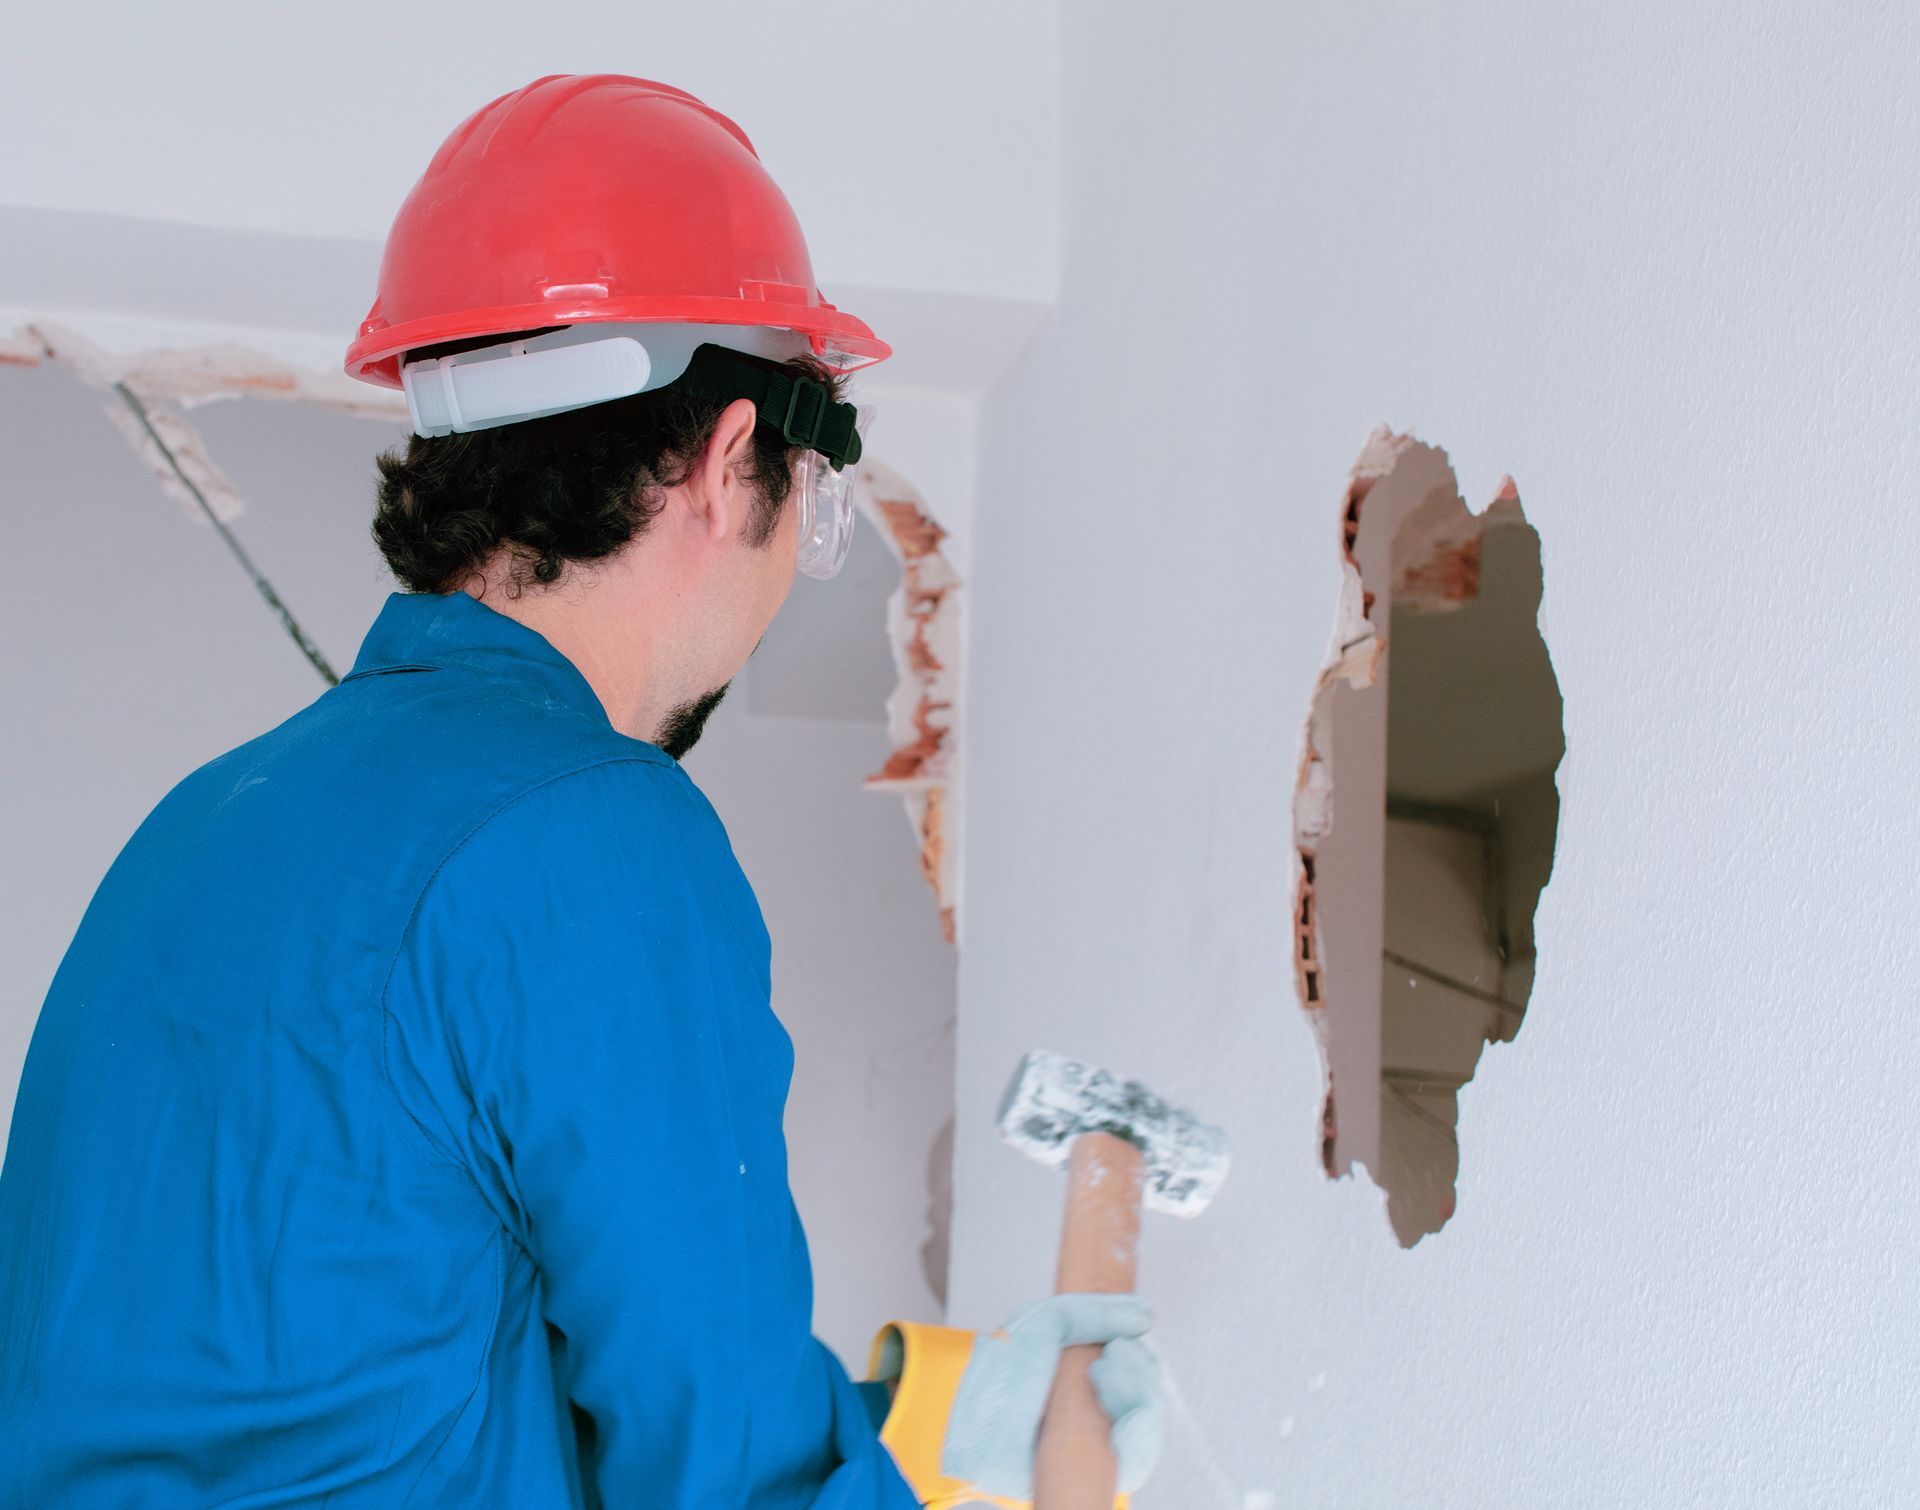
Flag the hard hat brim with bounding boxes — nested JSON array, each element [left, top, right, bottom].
[[346, 295, 890, 388]]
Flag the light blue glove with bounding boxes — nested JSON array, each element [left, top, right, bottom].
[[940, 1293, 1165, 1499]]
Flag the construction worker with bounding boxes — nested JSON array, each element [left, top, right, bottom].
[[0, 76, 1161, 1505]]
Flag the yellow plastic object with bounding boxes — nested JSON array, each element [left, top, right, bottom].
[[867, 1321, 1127, 1510]]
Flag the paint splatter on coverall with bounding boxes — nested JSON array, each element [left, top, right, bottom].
[[0, 589, 919, 1508]]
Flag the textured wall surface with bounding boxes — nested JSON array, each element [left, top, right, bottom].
[[950, 3, 1920, 1504]]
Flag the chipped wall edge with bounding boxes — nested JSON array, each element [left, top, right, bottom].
[[857, 460, 964, 946], [5, 319, 408, 526]]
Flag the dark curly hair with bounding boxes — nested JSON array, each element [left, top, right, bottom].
[[372, 333, 846, 594]]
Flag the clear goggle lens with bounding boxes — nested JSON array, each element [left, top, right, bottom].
[[794, 405, 875, 581]]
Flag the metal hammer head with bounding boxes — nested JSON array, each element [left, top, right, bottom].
[[997, 1049, 1230, 1217]]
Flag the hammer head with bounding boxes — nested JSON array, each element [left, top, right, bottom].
[[997, 1049, 1230, 1217]]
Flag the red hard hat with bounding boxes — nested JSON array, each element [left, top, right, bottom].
[[344, 74, 889, 388]]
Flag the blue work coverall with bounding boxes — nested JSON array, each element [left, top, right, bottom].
[[0, 590, 919, 1507]]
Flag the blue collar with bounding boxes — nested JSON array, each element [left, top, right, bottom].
[[345, 591, 615, 729]]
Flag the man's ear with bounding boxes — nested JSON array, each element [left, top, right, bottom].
[[687, 398, 760, 543]]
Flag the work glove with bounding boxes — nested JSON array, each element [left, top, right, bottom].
[[938, 1293, 1165, 1499]]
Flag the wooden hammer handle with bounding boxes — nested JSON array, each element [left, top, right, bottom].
[[1033, 1131, 1145, 1510]]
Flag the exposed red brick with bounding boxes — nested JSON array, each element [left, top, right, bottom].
[[860, 477, 964, 942], [875, 696, 952, 782], [875, 498, 948, 560]]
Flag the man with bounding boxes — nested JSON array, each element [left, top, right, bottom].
[[0, 76, 1159, 1505]]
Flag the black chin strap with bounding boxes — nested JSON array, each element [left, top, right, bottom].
[[669, 343, 862, 470]]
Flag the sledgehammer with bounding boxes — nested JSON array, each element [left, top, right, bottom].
[[998, 1050, 1229, 1510]]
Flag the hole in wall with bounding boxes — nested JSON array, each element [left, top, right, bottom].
[[1293, 426, 1563, 1246]]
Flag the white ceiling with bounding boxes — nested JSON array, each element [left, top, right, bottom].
[[0, 1, 1059, 307]]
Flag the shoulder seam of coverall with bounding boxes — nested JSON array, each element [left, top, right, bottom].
[[376, 754, 702, 1175]]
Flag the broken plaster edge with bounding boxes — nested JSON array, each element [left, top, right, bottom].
[[857, 459, 964, 946], [3, 315, 409, 421], [6, 317, 409, 527]]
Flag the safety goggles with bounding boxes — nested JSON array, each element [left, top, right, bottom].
[[793, 404, 875, 580]]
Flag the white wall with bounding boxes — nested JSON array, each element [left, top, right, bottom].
[[0, 0, 1056, 310], [0, 361, 955, 1373], [951, 3, 1920, 1506]]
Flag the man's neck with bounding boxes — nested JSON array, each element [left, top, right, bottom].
[[462, 559, 673, 742]]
